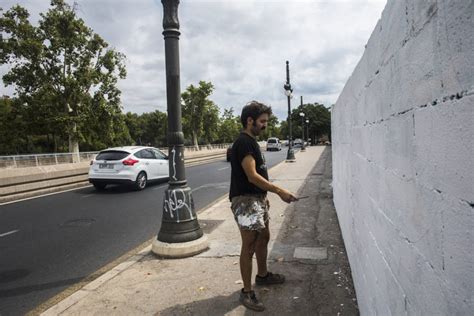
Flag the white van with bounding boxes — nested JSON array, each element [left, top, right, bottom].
[[266, 137, 282, 151]]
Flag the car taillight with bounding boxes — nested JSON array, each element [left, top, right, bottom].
[[123, 158, 139, 166]]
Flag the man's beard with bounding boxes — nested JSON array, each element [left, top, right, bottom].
[[251, 121, 265, 136]]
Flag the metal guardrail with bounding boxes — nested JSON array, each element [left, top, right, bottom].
[[0, 144, 234, 169], [0, 152, 98, 169]]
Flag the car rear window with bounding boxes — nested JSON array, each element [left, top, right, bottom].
[[96, 150, 129, 160], [268, 139, 277, 143]]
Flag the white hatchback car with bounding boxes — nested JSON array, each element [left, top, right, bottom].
[[88, 146, 169, 191], [266, 137, 282, 151]]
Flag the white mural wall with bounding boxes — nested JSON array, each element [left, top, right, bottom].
[[331, 1, 473, 314]]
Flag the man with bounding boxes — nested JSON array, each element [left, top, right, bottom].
[[230, 101, 297, 312]]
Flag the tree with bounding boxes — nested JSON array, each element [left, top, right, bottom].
[[181, 81, 215, 147], [217, 107, 241, 143], [123, 112, 143, 145], [0, 0, 127, 155], [290, 102, 331, 144], [140, 110, 168, 147], [123, 110, 167, 148], [0, 96, 25, 154], [201, 100, 220, 144]]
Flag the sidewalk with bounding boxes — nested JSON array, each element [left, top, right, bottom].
[[41, 146, 358, 315]]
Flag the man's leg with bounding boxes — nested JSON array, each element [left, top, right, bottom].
[[255, 224, 270, 277], [254, 211, 285, 286], [239, 229, 258, 292]]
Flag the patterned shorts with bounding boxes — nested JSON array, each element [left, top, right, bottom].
[[230, 195, 270, 231]]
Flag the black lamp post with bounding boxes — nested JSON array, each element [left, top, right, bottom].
[[305, 119, 309, 146], [299, 96, 306, 152], [299, 112, 306, 151], [284, 61, 295, 162], [153, 0, 208, 257]]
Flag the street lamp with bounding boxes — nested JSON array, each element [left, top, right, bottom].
[[299, 95, 306, 152], [284, 61, 295, 162], [299, 111, 306, 152], [306, 119, 309, 146], [152, 0, 208, 258]]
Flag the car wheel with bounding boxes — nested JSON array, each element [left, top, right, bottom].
[[92, 182, 107, 191], [134, 172, 147, 191]]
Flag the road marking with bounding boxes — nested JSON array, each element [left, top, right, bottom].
[[80, 194, 95, 199], [191, 182, 229, 193], [0, 185, 92, 206], [0, 229, 19, 238], [152, 184, 168, 190], [218, 167, 229, 171]]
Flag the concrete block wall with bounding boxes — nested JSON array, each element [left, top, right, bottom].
[[332, 1, 473, 314]]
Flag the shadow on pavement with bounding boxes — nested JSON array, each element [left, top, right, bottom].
[[158, 290, 241, 315], [0, 276, 84, 298]]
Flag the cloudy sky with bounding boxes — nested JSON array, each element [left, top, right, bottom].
[[1, 0, 386, 121]]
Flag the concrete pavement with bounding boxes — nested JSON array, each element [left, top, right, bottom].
[[40, 146, 358, 315]]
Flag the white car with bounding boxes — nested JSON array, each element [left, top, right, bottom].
[[293, 138, 303, 147], [266, 137, 282, 151], [89, 146, 169, 191]]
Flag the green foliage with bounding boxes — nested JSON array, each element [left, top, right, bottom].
[[217, 107, 241, 143], [181, 81, 216, 146], [201, 100, 220, 144], [0, 97, 26, 154], [282, 102, 331, 144], [123, 110, 167, 147], [0, 0, 127, 153]]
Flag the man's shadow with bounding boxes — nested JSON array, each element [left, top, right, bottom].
[[158, 289, 245, 316]]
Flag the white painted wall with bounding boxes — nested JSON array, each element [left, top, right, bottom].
[[332, 1, 473, 314]]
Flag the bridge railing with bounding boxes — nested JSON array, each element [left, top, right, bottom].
[[0, 144, 235, 169]]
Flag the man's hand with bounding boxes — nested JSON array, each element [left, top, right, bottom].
[[240, 155, 297, 204], [277, 188, 298, 203]]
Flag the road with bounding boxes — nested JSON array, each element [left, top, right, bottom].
[[0, 148, 290, 315]]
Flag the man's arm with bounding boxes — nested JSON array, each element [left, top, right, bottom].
[[241, 154, 297, 203]]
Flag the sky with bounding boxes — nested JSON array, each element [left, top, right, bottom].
[[1, 0, 387, 121]]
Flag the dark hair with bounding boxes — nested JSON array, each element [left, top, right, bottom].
[[240, 101, 273, 128]]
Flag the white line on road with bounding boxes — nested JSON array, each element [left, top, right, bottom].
[[152, 184, 168, 190], [191, 182, 229, 193], [0, 229, 19, 238], [218, 167, 229, 171], [80, 194, 95, 199], [0, 185, 92, 206]]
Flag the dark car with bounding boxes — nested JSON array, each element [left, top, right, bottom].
[[226, 146, 232, 162]]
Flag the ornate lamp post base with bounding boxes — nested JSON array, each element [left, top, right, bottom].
[[152, 185, 209, 257], [152, 235, 208, 258], [286, 148, 296, 162]]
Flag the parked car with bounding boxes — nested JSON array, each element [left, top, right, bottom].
[[89, 146, 169, 191], [293, 138, 303, 147], [226, 145, 232, 162], [266, 137, 282, 151]]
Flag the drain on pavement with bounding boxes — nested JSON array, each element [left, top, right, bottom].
[[293, 247, 328, 260]]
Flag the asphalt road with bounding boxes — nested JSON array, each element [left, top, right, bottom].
[[0, 148, 291, 315]]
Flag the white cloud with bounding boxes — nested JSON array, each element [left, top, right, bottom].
[[1, 0, 386, 121]]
